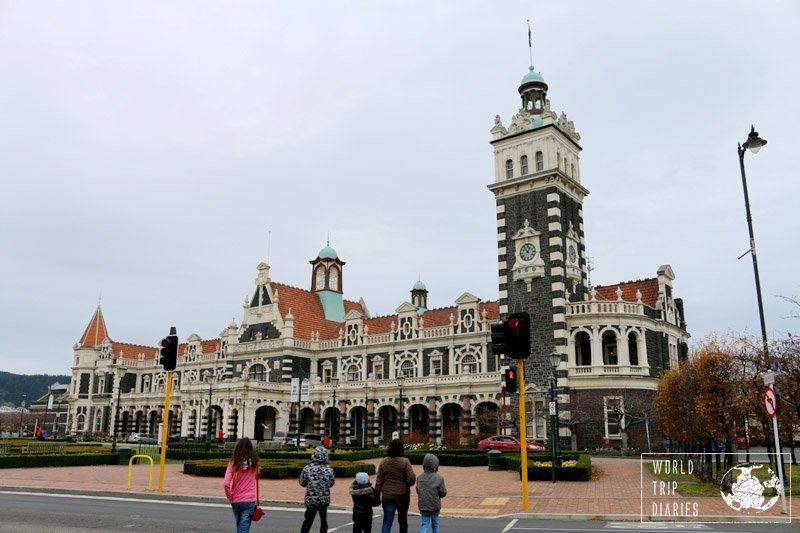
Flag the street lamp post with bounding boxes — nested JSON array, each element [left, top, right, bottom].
[[18, 395, 26, 437], [111, 366, 128, 454], [549, 351, 561, 483], [331, 377, 339, 451], [396, 375, 405, 441], [205, 378, 213, 452], [363, 384, 369, 449]]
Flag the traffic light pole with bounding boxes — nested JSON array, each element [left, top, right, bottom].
[[157, 370, 173, 492], [518, 359, 529, 511]]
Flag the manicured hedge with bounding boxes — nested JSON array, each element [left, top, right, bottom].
[[406, 452, 488, 467], [0, 453, 117, 469], [184, 458, 375, 479]]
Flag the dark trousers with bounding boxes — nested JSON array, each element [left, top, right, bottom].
[[301, 505, 329, 533], [381, 500, 409, 533], [352, 512, 373, 533]]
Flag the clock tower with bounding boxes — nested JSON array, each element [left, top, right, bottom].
[[487, 62, 588, 391]]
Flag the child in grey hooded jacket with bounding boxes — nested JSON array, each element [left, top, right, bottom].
[[415, 453, 447, 533]]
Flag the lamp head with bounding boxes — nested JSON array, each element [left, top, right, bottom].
[[118, 366, 128, 378], [331, 377, 339, 386], [743, 125, 767, 154], [397, 374, 405, 386], [549, 351, 561, 369]]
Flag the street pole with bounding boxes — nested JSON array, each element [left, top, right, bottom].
[[205, 379, 213, 452], [18, 395, 26, 437], [331, 377, 339, 452], [738, 126, 786, 507], [397, 375, 405, 442], [518, 359, 529, 511], [111, 366, 128, 454], [43, 386, 51, 439], [363, 384, 368, 449]]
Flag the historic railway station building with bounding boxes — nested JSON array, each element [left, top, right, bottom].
[[67, 56, 690, 450]]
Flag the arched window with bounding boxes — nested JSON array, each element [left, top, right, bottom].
[[505, 159, 513, 179], [328, 267, 339, 291], [249, 363, 267, 382], [315, 267, 325, 290], [575, 331, 591, 366], [570, 163, 575, 177], [347, 364, 360, 381], [461, 354, 478, 374], [535, 151, 544, 171], [602, 331, 618, 365], [400, 360, 415, 378], [520, 155, 529, 175], [628, 333, 639, 366]]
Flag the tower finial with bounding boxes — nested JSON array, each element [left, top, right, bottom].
[[267, 229, 271, 263], [327, 231, 330, 247]]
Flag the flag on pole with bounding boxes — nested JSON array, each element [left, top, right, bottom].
[[527, 20, 532, 48]]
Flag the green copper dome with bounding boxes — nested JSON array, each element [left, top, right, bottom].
[[413, 280, 427, 291], [521, 65, 545, 85], [318, 245, 337, 259]]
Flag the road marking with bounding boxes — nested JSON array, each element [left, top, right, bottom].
[[501, 518, 518, 532], [0, 490, 353, 513], [440, 507, 499, 514], [328, 521, 354, 532], [482, 497, 509, 505], [606, 524, 710, 530]]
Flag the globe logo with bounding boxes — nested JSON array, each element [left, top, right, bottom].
[[720, 464, 782, 512]]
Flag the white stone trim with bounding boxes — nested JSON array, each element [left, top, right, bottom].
[[553, 313, 565, 323], [553, 330, 569, 339], [546, 192, 560, 203], [550, 267, 564, 276], [499, 290, 508, 298], [496, 204, 505, 214], [547, 207, 561, 218], [499, 304, 508, 314], [552, 297, 566, 307], [550, 251, 563, 262], [551, 282, 565, 292], [498, 247, 506, 255], [498, 275, 507, 284], [548, 222, 561, 232], [548, 236, 562, 247], [497, 218, 505, 228], [498, 261, 507, 269], [497, 232, 506, 241]]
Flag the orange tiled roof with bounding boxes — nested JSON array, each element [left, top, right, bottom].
[[594, 278, 660, 308], [272, 282, 365, 340], [111, 341, 158, 361], [78, 307, 110, 347]]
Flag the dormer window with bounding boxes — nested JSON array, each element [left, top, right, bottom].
[[315, 267, 325, 290], [328, 267, 339, 291], [505, 159, 513, 179], [248, 363, 267, 382], [535, 151, 544, 171], [520, 155, 528, 175], [347, 364, 360, 381]]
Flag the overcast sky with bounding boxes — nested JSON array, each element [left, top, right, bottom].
[[1, 1, 798, 376]]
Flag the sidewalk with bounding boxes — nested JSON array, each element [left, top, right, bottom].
[[0, 457, 794, 520]]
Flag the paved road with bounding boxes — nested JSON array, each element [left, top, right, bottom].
[[0, 491, 794, 533]]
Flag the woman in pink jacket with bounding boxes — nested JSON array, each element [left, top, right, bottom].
[[224, 438, 260, 532]]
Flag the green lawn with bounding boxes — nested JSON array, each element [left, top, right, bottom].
[[644, 460, 798, 497]]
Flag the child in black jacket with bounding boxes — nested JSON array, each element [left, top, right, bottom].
[[349, 471, 380, 533]]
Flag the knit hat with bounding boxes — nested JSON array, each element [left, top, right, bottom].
[[355, 472, 369, 485]]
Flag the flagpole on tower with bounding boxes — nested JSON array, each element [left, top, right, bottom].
[[527, 19, 533, 66]]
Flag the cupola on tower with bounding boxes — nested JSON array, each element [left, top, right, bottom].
[[310, 243, 346, 322]]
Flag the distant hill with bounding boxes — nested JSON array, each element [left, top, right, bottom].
[[0, 372, 71, 407]]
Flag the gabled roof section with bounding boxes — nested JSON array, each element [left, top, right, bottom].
[[595, 278, 659, 308], [78, 306, 110, 348], [271, 281, 365, 340], [363, 301, 500, 334], [110, 342, 158, 361]]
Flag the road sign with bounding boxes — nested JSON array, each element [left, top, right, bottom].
[[300, 378, 310, 402], [764, 385, 777, 418], [549, 401, 556, 415]]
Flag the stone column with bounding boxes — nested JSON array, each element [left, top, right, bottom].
[[337, 400, 348, 446], [461, 396, 474, 442], [427, 396, 439, 445], [313, 401, 323, 434], [367, 398, 376, 445], [590, 326, 603, 368]]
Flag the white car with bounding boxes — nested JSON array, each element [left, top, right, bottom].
[[126, 433, 158, 444]]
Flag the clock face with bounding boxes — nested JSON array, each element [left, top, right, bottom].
[[568, 245, 577, 264], [520, 243, 536, 261]]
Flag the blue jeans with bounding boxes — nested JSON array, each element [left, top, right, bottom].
[[231, 501, 256, 533], [420, 513, 439, 533], [381, 500, 409, 533]]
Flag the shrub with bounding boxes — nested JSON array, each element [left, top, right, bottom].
[[504, 453, 592, 481], [183, 458, 376, 478], [0, 453, 116, 469]]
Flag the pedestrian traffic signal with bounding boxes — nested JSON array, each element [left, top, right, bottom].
[[159, 326, 178, 371], [504, 367, 518, 394], [490, 312, 531, 359]]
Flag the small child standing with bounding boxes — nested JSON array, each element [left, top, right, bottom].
[[415, 453, 447, 533], [299, 446, 336, 533], [349, 471, 380, 533]]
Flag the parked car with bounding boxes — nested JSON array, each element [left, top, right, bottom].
[[283, 433, 323, 448], [271, 431, 287, 443], [126, 433, 158, 444], [477, 435, 543, 451]]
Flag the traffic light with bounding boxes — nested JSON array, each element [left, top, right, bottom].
[[159, 326, 178, 371], [490, 312, 531, 359], [505, 312, 530, 358], [504, 367, 518, 393]]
